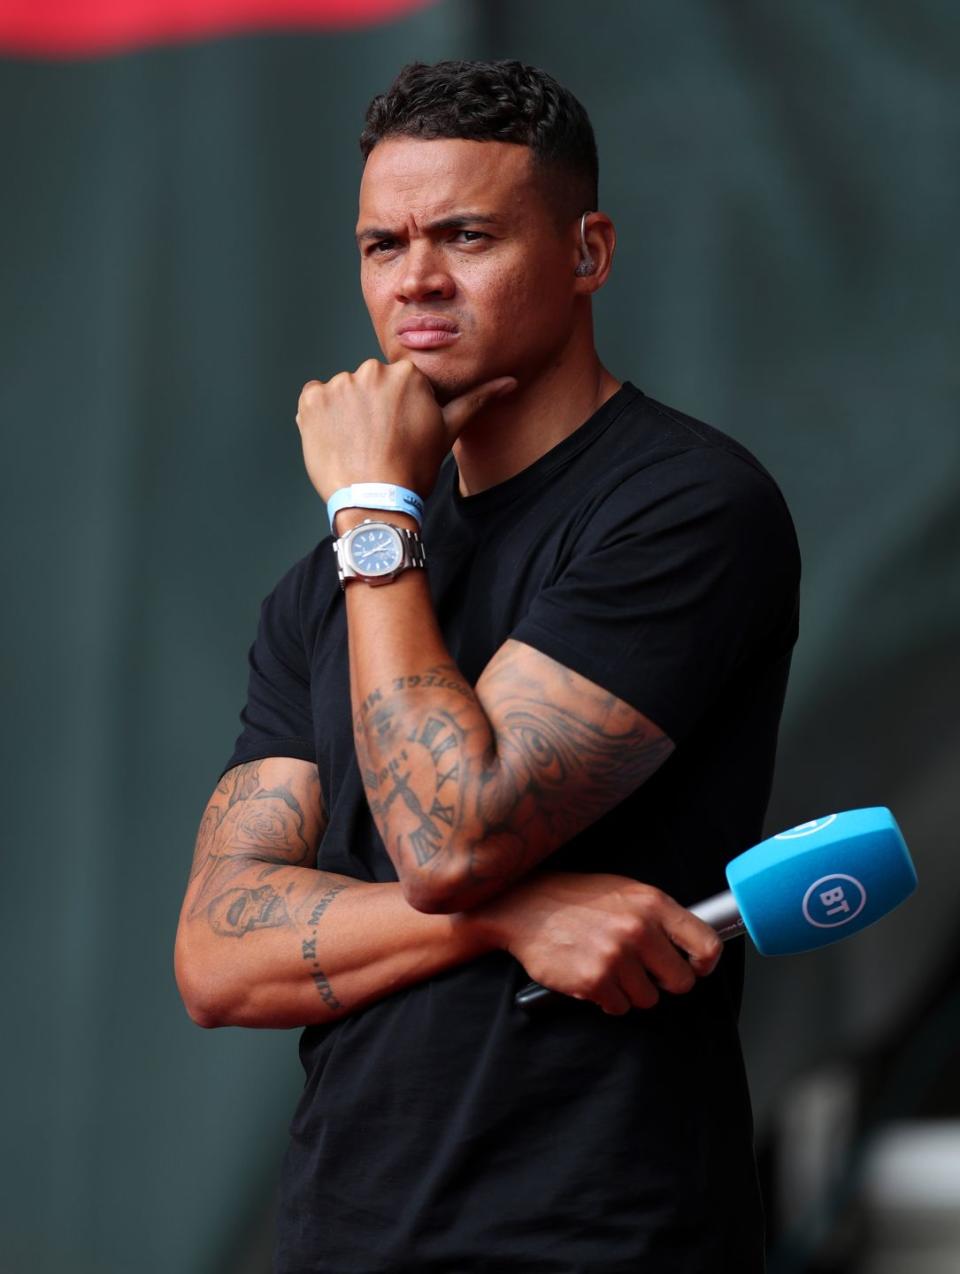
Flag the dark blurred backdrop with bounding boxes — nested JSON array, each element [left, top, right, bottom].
[[3, 2, 958, 1271]]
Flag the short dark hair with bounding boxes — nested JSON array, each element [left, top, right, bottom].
[[360, 59, 598, 222]]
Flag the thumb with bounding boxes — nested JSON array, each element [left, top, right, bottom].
[[441, 376, 518, 435]]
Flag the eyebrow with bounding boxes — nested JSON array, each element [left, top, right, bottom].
[[355, 212, 505, 243]]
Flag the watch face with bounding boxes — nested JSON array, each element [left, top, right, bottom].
[[346, 524, 403, 577]]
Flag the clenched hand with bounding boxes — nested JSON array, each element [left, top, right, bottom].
[[474, 871, 724, 1015], [296, 359, 516, 503]]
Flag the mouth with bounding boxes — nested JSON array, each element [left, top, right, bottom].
[[395, 315, 461, 350]]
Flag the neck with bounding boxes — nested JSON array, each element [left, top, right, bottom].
[[452, 339, 621, 497]]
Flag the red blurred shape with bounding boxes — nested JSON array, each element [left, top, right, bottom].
[[0, 0, 438, 58]]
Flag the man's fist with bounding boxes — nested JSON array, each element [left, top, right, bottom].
[[296, 359, 516, 503], [474, 871, 723, 1015]]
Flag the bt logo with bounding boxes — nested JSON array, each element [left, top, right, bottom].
[[775, 814, 838, 840], [802, 873, 867, 929]]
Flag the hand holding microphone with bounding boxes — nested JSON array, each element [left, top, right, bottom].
[[478, 871, 726, 1017], [512, 807, 917, 1012]]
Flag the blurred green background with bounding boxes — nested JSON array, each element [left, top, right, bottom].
[[3, 2, 958, 1271]]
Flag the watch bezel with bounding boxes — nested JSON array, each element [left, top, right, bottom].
[[333, 518, 427, 588], [342, 520, 405, 581]]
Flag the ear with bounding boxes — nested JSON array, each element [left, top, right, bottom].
[[573, 212, 616, 293]]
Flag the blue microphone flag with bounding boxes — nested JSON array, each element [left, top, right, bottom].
[[726, 807, 917, 956]]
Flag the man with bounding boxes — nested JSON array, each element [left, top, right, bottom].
[[176, 59, 799, 1272]]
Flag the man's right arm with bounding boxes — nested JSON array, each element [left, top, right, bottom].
[[175, 756, 721, 1027]]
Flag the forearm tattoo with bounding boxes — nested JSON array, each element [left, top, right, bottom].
[[208, 884, 290, 936], [354, 651, 673, 902], [187, 760, 348, 1009], [189, 760, 320, 912], [300, 882, 348, 1010]]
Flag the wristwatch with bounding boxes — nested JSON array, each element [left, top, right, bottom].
[[332, 519, 426, 587]]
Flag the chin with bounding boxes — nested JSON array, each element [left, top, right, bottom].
[[401, 356, 481, 406], [428, 377, 462, 407]]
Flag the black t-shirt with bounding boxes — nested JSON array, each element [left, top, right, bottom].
[[225, 384, 800, 1274]]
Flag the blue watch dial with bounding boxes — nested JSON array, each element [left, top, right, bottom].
[[347, 525, 403, 576]]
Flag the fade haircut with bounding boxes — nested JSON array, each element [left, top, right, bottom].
[[360, 59, 598, 224]]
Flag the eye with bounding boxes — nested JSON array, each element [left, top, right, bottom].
[[454, 230, 488, 244], [365, 238, 399, 257]]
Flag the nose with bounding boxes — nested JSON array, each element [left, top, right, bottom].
[[396, 241, 455, 303]]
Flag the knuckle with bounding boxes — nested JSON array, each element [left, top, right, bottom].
[[640, 886, 667, 911], [582, 957, 614, 994], [630, 888, 664, 923], [583, 961, 607, 991], [628, 915, 650, 943]]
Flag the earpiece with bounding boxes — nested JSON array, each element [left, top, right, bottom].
[[575, 211, 596, 277]]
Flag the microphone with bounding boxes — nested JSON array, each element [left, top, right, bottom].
[[514, 807, 917, 1009]]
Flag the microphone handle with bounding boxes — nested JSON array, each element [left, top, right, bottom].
[[514, 889, 745, 1010], [689, 889, 746, 940]]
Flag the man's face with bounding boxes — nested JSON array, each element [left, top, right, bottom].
[[357, 137, 578, 402]]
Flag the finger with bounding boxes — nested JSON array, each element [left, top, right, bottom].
[[631, 929, 698, 996], [441, 376, 518, 434], [594, 977, 633, 1016], [299, 378, 324, 401], [296, 380, 324, 428], [613, 954, 662, 1010], [662, 904, 723, 977]]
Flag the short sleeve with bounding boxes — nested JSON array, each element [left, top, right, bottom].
[[221, 558, 316, 776], [511, 448, 800, 743]]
